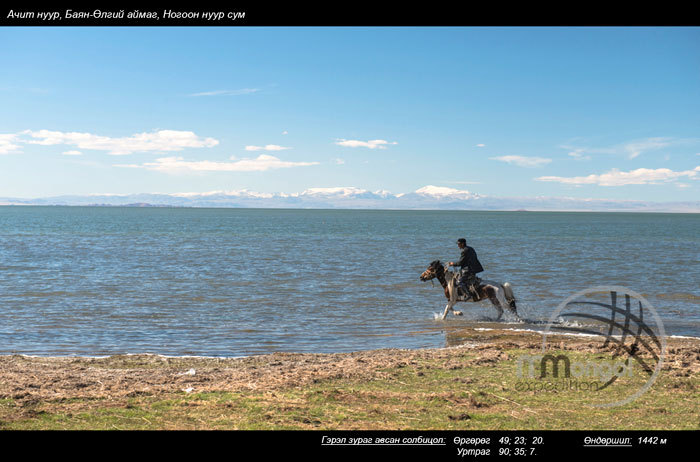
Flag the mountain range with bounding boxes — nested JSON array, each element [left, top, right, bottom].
[[1, 185, 698, 212]]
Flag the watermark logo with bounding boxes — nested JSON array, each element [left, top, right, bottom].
[[516, 286, 666, 408]]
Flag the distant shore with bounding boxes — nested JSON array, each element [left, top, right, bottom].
[[2, 203, 700, 213], [1, 328, 698, 430]]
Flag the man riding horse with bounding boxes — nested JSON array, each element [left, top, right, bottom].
[[448, 238, 483, 300], [420, 239, 519, 321]]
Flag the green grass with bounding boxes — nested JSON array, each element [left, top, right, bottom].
[[1, 348, 698, 430]]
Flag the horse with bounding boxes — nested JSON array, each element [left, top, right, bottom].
[[419, 260, 520, 321]]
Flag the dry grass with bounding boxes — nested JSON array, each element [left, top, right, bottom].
[[1, 329, 698, 430]]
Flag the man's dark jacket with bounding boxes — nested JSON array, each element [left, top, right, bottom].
[[456, 246, 484, 274]]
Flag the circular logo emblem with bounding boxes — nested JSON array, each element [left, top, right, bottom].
[[541, 286, 666, 408]]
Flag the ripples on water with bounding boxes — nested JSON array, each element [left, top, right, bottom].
[[0, 207, 698, 356]]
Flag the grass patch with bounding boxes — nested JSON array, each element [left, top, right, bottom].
[[1, 343, 698, 430]]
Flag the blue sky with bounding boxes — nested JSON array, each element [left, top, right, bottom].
[[1, 27, 699, 202]]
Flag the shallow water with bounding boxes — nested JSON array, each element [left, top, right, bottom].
[[0, 207, 697, 356]]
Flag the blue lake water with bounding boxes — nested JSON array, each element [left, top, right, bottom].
[[0, 206, 698, 357]]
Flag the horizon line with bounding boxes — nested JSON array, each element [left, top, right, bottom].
[[1, 203, 698, 215]]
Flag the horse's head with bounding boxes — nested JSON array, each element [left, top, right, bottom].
[[420, 260, 445, 282]]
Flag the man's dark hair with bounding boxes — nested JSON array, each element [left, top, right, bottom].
[[457, 238, 467, 245]]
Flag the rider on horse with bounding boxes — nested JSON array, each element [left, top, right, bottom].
[[448, 238, 484, 300]]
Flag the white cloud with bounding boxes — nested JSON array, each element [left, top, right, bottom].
[[22, 129, 219, 155], [565, 148, 591, 160], [537, 166, 700, 186], [244, 144, 291, 151], [188, 88, 260, 97], [476, 143, 486, 148], [334, 158, 345, 165], [282, 130, 288, 135], [335, 139, 397, 149], [0, 134, 22, 154], [415, 185, 479, 199], [622, 138, 672, 159], [560, 137, 681, 160], [116, 154, 319, 173], [490, 155, 552, 167], [62, 150, 82, 156]]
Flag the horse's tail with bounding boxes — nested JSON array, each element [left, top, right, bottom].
[[503, 282, 517, 310]]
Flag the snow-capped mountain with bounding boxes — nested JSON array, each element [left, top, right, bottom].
[[1, 186, 698, 212], [413, 185, 480, 200]]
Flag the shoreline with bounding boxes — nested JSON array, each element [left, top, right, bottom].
[[2, 328, 699, 430], [6, 328, 699, 361]]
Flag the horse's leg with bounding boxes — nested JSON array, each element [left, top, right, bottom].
[[501, 282, 521, 321], [441, 302, 453, 320], [507, 299, 521, 321], [485, 287, 504, 321], [451, 282, 462, 316], [493, 304, 504, 321]]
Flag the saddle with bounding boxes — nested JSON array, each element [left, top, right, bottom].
[[457, 272, 481, 300]]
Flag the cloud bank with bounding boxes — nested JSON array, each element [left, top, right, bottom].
[[20, 129, 219, 155], [0, 134, 22, 155], [537, 166, 700, 186]]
